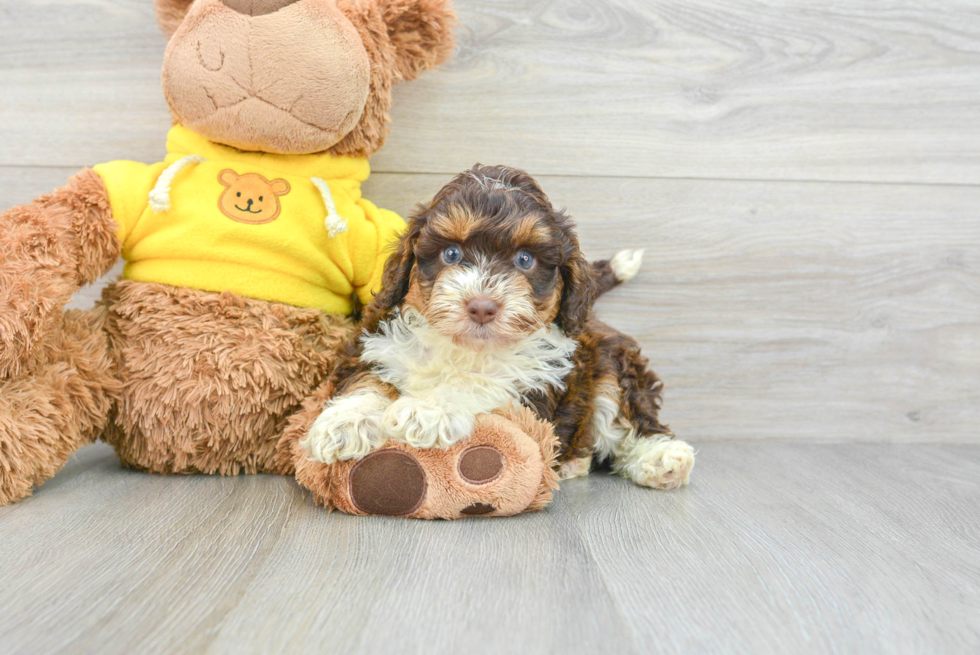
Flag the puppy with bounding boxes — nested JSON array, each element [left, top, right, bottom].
[[301, 165, 694, 490]]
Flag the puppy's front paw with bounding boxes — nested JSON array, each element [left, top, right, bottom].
[[619, 436, 695, 490], [300, 390, 390, 464], [383, 398, 474, 449], [558, 456, 592, 480]]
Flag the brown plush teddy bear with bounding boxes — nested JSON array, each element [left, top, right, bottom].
[[0, 0, 554, 515]]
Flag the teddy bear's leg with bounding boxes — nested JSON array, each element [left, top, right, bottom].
[[0, 306, 120, 505], [282, 401, 560, 519], [0, 169, 120, 380], [102, 281, 351, 476]]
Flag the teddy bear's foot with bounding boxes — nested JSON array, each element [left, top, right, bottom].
[[295, 405, 560, 519]]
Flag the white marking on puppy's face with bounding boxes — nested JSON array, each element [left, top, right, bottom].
[[423, 260, 541, 349]]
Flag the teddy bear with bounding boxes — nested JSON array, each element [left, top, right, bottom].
[[0, 0, 637, 519], [0, 0, 543, 514]]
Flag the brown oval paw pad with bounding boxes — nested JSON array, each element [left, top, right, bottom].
[[349, 450, 426, 516], [458, 446, 505, 485], [461, 503, 496, 515]]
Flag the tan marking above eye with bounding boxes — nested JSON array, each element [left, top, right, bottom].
[[509, 214, 552, 247], [429, 206, 475, 242]]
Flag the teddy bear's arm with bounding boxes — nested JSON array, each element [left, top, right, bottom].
[[0, 169, 121, 378], [351, 202, 407, 307]]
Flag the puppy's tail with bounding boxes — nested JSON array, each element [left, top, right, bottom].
[[592, 249, 644, 296]]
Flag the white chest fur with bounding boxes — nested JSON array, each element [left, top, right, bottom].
[[360, 310, 577, 412]]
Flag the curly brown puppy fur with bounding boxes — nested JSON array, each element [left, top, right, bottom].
[[299, 165, 694, 489]]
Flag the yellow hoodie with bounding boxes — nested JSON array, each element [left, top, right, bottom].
[[92, 126, 405, 314]]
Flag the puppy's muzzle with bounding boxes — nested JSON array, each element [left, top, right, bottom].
[[466, 298, 499, 325]]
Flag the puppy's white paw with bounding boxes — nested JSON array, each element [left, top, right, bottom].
[[558, 456, 592, 480], [383, 398, 474, 449], [300, 390, 391, 464], [619, 436, 695, 490]]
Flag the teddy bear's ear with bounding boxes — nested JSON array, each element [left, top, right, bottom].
[[373, 0, 456, 82], [153, 0, 196, 37]]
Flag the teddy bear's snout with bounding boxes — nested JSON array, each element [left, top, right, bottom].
[[162, 0, 372, 154], [221, 0, 300, 17]]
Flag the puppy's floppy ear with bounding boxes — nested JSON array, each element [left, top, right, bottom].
[[154, 0, 196, 37], [556, 227, 599, 336], [362, 212, 425, 328], [374, 0, 456, 82]]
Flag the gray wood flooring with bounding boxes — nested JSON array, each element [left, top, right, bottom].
[[1, 1, 979, 653], [1, 443, 978, 654]]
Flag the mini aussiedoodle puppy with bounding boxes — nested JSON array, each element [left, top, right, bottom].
[[301, 165, 695, 491]]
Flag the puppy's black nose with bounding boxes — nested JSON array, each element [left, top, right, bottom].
[[466, 298, 499, 325]]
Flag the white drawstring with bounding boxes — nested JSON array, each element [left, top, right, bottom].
[[311, 176, 348, 238], [148, 155, 205, 213]]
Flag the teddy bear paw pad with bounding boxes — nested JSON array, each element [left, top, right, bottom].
[[457, 446, 505, 485], [460, 502, 496, 515], [349, 450, 427, 516]]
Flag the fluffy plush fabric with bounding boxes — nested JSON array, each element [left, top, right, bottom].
[[0, 273, 353, 503], [154, 0, 196, 36], [0, 170, 119, 379], [103, 280, 351, 475], [0, 308, 120, 505], [376, 0, 457, 82], [330, 0, 455, 157], [156, 0, 455, 157], [163, 0, 373, 155]]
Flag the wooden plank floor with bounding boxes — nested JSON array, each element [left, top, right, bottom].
[[2, 0, 979, 653], [0, 442, 977, 653]]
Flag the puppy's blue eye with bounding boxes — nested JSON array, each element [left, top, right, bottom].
[[442, 245, 463, 265], [514, 251, 535, 270]]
